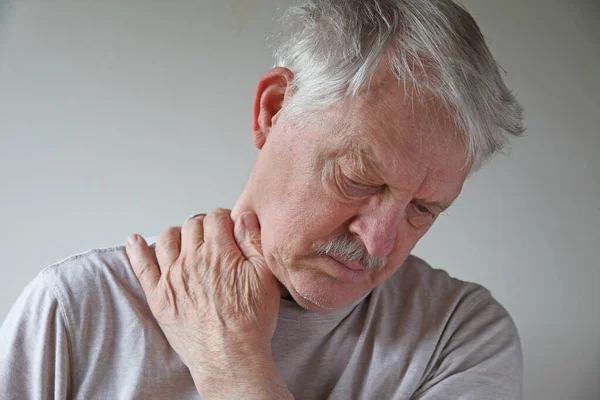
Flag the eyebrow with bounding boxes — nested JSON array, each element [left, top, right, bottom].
[[344, 138, 385, 178], [343, 134, 456, 213]]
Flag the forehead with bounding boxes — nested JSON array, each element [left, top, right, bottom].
[[332, 76, 471, 185]]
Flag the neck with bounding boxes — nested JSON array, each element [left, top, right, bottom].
[[231, 181, 294, 301]]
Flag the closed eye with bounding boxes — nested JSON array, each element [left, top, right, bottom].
[[407, 201, 437, 229], [414, 202, 431, 214], [340, 172, 382, 197], [348, 178, 374, 188]]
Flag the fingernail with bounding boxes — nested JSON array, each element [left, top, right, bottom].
[[242, 213, 259, 231], [185, 213, 206, 223], [127, 234, 139, 245]]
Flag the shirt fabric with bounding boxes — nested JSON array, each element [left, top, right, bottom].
[[0, 237, 522, 399]]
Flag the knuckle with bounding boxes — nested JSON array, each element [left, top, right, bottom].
[[159, 226, 181, 241], [217, 210, 233, 226], [206, 209, 233, 230], [136, 263, 153, 282], [184, 215, 204, 230], [167, 226, 182, 235], [157, 228, 182, 255], [213, 208, 232, 222], [219, 248, 241, 267], [249, 234, 262, 248], [204, 210, 218, 224]]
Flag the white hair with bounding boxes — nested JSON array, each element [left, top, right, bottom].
[[269, 0, 525, 170]]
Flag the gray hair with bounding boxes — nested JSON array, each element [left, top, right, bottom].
[[269, 0, 524, 170], [313, 231, 386, 271]]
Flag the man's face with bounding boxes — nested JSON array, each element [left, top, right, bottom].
[[246, 73, 471, 311]]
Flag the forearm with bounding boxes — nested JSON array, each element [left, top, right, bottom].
[[190, 354, 294, 400]]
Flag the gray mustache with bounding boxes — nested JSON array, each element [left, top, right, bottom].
[[312, 233, 386, 271]]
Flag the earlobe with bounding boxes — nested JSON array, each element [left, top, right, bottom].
[[252, 67, 294, 150], [253, 113, 268, 149]]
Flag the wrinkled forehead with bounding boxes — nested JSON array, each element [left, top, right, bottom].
[[329, 77, 471, 182]]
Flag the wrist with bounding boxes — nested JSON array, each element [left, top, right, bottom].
[[190, 353, 292, 399]]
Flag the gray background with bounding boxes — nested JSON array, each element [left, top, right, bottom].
[[0, 0, 598, 399]]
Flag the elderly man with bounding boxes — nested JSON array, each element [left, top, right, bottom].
[[0, 0, 524, 399]]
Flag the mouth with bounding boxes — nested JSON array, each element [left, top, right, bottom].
[[320, 255, 370, 283], [328, 254, 365, 271]]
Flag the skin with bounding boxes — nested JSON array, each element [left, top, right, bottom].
[[232, 66, 471, 311], [125, 66, 472, 398]]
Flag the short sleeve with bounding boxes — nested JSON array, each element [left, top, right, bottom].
[[412, 291, 523, 400], [0, 269, 72, 399]]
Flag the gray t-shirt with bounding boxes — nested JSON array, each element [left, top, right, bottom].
[[0, 238, 522, 399]]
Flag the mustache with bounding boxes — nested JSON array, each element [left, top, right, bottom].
[[312, 233, 386, 271]]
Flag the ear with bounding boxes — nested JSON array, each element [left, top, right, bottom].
[[252, 67, 294, 150]]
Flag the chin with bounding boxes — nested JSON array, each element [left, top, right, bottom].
[[282, 264, 370, 312]]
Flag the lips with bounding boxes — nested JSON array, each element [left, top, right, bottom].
[[329, 255, 365, 271]]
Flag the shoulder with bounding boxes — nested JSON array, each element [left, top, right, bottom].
[[38, 238, 159, 325], [376, 254, 493, 315], [1, 239, 194, 397], [373, 253, 522, 365], [374, 255, 522, 397], [40, 235, 158, 297], [7, 237, 160, 345], [5, 240, 148, 316], [11, 238, 160, 366], [380, 254, 520, 338], [40, 243, 145, 304]]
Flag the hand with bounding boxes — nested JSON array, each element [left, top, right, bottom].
[[125, 209, 291, 398]]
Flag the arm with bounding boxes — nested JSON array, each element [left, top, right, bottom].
[[412, 291, 522, 399], [0, 270, 72, 399], [189, 352, 293, 400]]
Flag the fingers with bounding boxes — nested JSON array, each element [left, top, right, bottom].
[[156, 227, 182, 274], [234, 212, 264, 263], [202, 209, 245, 270], [203, 208, 236, 251], [181, 214, 206, 255], [234, 212, 279, 290], [126, 234, 160, 296]]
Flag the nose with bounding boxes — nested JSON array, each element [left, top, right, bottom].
[[348, 198, 404, 258]]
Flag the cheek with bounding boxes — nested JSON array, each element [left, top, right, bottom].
[[252, 147, 360, 265], [260, 194, 353, 264]]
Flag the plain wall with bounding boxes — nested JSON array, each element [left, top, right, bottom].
[[0, 0, 598, 399]]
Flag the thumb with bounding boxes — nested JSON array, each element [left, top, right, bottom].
[[234, 212, 274, 280], [234, 212, 264, 261]]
